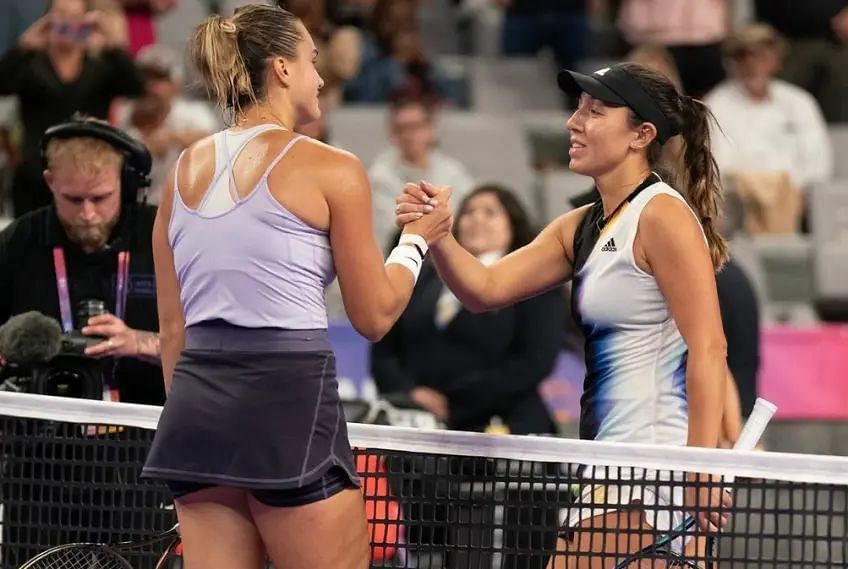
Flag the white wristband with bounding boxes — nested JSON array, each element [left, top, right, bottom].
[[398, 233, 428, 258], [385, 245, 423, 284]]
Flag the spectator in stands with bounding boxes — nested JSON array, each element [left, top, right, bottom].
[[344, 0, 464, 105], [616, 0, 730, 98], [369, 93, 474, 247], [626, 44, 683, 92], [0, 0, 45, 205], [0, 0, 144, 217], [325, 0, 376, 29], [115, 0, 177, 57], [756, 0, 848, 123], [705, 23, 833, 226], [119, 44, 218, 205], [496, 0, 589, 72], [0, 116, 164, 406], [282, 0, 363, 110], [372, 184, 563, 435]]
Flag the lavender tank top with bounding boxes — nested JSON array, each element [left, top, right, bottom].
[[168, 125, 334, 329]]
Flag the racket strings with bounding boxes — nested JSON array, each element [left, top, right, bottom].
[[22, 546, 133, 569]]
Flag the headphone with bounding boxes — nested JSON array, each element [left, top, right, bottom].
[[41, 119, 153, 204]]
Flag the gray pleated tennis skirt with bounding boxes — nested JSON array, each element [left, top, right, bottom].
[[142, 322, 360, 491]]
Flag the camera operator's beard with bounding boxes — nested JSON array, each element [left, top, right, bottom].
[[62, 218, 118, 253]]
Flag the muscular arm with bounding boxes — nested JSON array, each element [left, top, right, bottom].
[[151, 167, 184, 393], [428, 205, 590, 312], [323, 151, 451, 342], [638, 195, 728, 449]]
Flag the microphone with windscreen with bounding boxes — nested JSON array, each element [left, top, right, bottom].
[[0, 310, 107, 399], [0, 311, 63, 367]]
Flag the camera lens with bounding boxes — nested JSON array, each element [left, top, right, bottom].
[[76, 299, 107, 330]]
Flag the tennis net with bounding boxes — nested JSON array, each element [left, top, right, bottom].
[[0, 392, 845, 569]]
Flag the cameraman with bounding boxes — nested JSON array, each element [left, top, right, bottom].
[[0, 116, 164, 405]]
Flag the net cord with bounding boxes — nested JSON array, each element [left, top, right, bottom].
[[1, 392, 847, 485]]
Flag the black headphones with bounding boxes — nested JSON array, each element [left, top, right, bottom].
[[41, 119, 153, 204]]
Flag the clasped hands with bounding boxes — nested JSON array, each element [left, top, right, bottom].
[[394, 181, 454, 245]]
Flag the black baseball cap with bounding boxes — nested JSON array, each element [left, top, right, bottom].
[[558, 64, 679, 144]]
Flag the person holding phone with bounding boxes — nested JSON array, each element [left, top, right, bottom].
[[0, 0, 143, 218]]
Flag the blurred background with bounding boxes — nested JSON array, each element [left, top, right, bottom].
[[0, 0, 846, 455]]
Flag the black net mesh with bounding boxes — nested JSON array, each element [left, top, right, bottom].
[[0, 408, 845, 569]]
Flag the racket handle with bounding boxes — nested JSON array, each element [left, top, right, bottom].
[[721, 398, 777, 486], [733, 398, 777, 451]]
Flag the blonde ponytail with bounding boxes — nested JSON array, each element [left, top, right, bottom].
[[190, 15, 256, 120]]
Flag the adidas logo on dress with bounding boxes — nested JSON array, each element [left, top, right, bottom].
[[601, 238, 617, 252]]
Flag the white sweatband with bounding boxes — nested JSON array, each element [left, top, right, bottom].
[[398, 233, 428, 258], [385, 244, 423, 284]]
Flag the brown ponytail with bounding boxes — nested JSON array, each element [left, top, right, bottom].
[[677, 96, 728, 270], [618, 62, 729, 270], [188, 5, 302, 122]]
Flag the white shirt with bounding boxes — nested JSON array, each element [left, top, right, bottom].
[[574, 181, 700, 445], [369, 148, 474, 248], [705, 79, 833, 190]]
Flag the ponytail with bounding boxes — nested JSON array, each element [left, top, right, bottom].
[[616, 63, 730, 271], [676, 96, 728, 270], [190, 16, 255, 119]]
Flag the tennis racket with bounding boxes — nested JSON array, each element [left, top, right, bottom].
[[18, 523, 180, 569], [612, 398, 778, 569]]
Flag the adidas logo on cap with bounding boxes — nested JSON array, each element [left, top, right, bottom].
[[601, 238, 617, 252]]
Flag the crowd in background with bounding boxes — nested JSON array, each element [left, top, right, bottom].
[[0, 0, 846, 434]]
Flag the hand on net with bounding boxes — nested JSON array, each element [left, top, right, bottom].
[[684, 472, 734, 533]]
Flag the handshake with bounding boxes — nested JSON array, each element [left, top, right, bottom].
[[394, 181, 455, 247]]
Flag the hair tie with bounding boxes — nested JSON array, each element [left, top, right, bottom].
[[220, 18, 237, 34]]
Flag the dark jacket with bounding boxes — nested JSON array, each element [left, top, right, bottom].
[[371, 261, 565, 434], [0, 203, 164, 405]]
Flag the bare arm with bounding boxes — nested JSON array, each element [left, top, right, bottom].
[[639, 195, 727, 449], [639, 195, 732, 533], [399, 184, 589, 311], [324, 153, 451, 342], [152, 167, 184, 393]]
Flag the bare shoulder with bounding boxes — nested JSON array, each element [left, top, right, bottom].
[[180, 132, 216, 163], [639, 192, 701, 237], [555, 203, 595, 233], [175, 133, 216, 191], [289, 137, 370, 196], [549, 204, 594, 264]]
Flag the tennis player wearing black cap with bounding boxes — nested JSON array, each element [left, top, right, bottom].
[[395, 62, 733, 567]]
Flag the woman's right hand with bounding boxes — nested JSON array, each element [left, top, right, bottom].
[[684, 472, 733, 533], [399, 182, 453, 245], [18, 16, 52, 51]]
